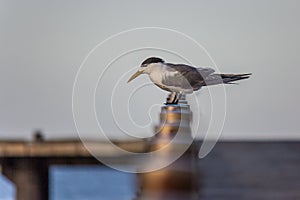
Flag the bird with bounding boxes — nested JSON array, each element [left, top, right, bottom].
[[128, 57, 251, 104]]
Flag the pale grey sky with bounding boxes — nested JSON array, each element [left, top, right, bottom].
[[0, 0, 299, 140]]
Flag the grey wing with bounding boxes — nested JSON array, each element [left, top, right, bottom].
[[162, 63, 213, 90], [196, 67, 215, 77]]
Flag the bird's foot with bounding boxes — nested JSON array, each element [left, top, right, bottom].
[[165, 101, 178, 105], [165, 97, 178, 104]]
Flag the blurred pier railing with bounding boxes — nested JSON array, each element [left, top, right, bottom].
[[0, 139, 147, 200], [0, 139, 147, 157]]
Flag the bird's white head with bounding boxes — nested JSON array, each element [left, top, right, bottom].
[[127, 57, 165, 83]]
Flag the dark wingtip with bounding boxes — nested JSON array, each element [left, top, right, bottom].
[[244, 73, 252, 77], [222, 73, 252, 84]]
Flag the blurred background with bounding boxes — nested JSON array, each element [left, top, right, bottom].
[[0, 0, 299, 199]]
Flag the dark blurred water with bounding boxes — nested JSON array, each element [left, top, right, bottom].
[[0, 166, 136, 200]]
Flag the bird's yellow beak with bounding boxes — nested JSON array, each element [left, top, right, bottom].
[[127, 70, 142, 83]]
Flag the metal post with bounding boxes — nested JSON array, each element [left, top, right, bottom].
[[135, 94, 201, 200]]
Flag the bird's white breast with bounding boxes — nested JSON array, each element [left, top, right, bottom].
[[142, 63, 185, 93]]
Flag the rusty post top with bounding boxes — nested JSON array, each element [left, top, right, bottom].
[[153, 94, 193, 142]]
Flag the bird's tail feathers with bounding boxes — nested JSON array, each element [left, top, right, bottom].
[[204, 73, 251, 86]]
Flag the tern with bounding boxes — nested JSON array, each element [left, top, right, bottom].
[[128, 57, 251, 104]]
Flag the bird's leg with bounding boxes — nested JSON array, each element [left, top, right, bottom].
[[172, 93, 178, 104], [174, 92, 183, 104], [166, 92, 177, 104]]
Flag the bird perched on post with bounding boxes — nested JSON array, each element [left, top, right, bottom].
[[128, 57, 251, 104]]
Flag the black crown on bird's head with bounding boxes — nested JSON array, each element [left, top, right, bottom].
[[141, 57, 164, 67]]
